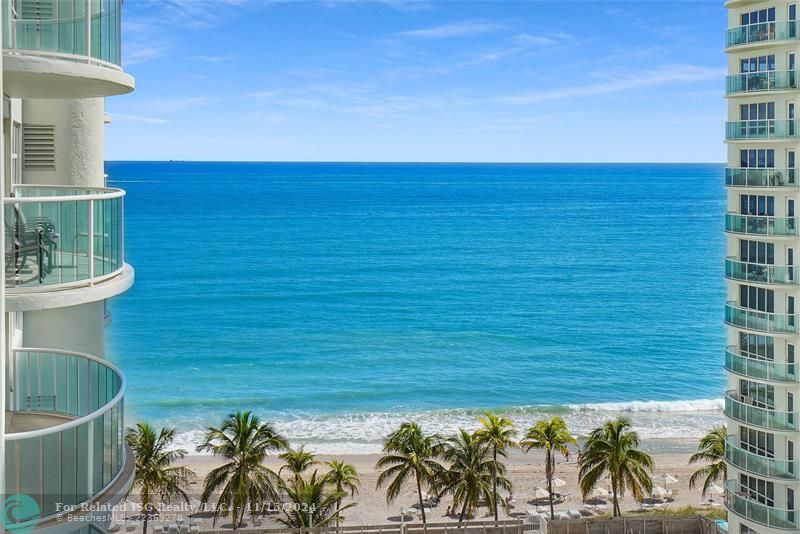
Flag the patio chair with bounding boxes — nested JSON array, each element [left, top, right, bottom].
[[5, 207, 58, 283]]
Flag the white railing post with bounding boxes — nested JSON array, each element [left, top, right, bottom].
[[88, 198, 95, 284], [85, 0, 91, 58], [87, 421, 94, 498]]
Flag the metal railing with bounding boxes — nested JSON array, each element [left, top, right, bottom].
[[726, 71, 799, 94], [725, 258, 799, 285], [725, 167, 797, 188], [725, 480, 798, 529], [6, 348, 127, 519], [726, 21, 800, 48], [2, 0, 122, 68], [5, 184, 125, 291], [726, 120, 800, 140], [725, 347, 799, 383], [724, 390, 798, 431], [725, 437, 798, 479], [724, 214, 797, 237]]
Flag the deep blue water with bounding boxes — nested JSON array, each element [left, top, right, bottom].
[[104, 162, 727, 450]]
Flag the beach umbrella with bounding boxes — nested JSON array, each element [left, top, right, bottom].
[[652, 485, 669, 498], [533, 487, 550, 499], [708, 483, 725, 503], [662, 474, 679, 486]]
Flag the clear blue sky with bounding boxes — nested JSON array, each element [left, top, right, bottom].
[[106, 0, 727, 162]]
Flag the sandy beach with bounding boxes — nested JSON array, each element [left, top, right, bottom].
[[116, 439, 725, 530]]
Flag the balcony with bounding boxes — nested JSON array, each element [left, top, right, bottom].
[[725, 214, 797, 237], [725, 168, 797, 188], [724, 390, 798, 431], [726, 21, 800, 49], [726, 303, 800, 334], [725, 480, 798, 530], [727, 71, 799, 95], [725, 347, 799, 383], [726, 120, 800, 141], [2, 0, 133, 97], [6, 185, 125, 293], [725, 437, 798, 479], [6, 348, 129, 519], [725, 258, 799, 286]]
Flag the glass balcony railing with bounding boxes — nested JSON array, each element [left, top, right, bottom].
[[725, 437, 799, 479], [726, 120, 800, 140], [726, 303, 800, 334], [725, 214, 797, 237], [725, 347, 800, 383], [726, 21, 800, 48], [2, 0, 122, 68], [725, 168, 797, 188], [727, 71, 800, 95], [6, 348, 126, 519], [5, 185, 125, 291], [724, 390, 798, 431], [726, 480, 798, 530], [725, 258, 800, 285]]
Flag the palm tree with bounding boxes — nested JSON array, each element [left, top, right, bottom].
[[375, 422, 445, 524], [474, 412, 517, 520], [521, 416, 576, 520], [323, 460, 360, 526], [279, 446, 318, 484], [126, 423, 195, 534], [440, 428, 510, 522], [578, 418, 654, 517], [196, 411, 289, 529], [277, 470, 355, 528], [689, 426, 728, 497]]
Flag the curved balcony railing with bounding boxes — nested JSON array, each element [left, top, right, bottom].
[[5, 185, 125, 291], [725, 347, 799, 383], [724, 390, 798, 431], [726, 168, 797, 188], [726, 303, 800, 334], [726, 480, 798, 530], [725, 437, 798, 479], [6, 348, 126, 519], [725, 258, 799, 286], [726, 21, 800, 48], [2, 0, 122, 68], [726, 120, 800, 140], [727, 71, 799, 95], [725, 214, 797, 237]]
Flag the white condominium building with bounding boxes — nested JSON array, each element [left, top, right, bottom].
[[0, 0, 135, 532], [725, 1, 800, 533]]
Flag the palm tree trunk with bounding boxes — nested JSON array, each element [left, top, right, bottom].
[[493, 446, 499, 521], [142, 502, 150, 534], [336, 497, 342, 527], [459, 498, 469, 522], [546, 448, 555, 520], [611, 480, 619, 517], [416, 471, 427, 524]]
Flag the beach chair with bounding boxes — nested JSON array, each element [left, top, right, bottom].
[[568, 509, 581, 519]]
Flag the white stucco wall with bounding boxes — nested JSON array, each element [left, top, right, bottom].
[[22, 301, 106, 357], [21, 98, 105, 187]]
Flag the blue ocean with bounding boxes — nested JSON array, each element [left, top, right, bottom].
[[105, 162, 727, 452]]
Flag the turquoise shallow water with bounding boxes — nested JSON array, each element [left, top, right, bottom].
[[105, 162, 727, 452]]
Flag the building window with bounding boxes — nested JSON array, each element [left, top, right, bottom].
[[739, 332, 775, 360], [740, 149, 775, 168], [740, 102, 776, 121], [739, 425, 775, 457], [739, 240, 775, 264], [740, 194, 775, 216], [742, 8, 776, 26], [741, 55, 776, 73], [739, 474, 775, 506], [739, 284, 775, 312], [739, 379, 775, 409]]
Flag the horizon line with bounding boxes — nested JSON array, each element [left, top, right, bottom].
[[105, 160, 727, 165]]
